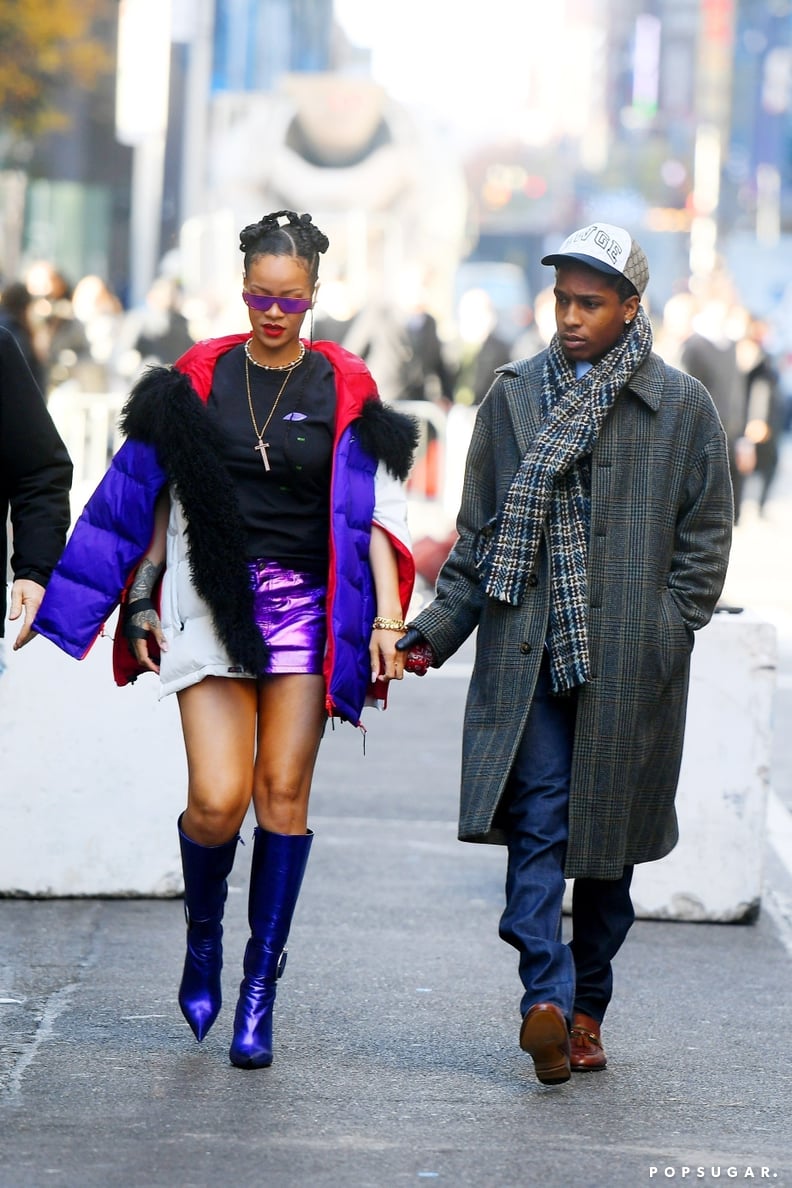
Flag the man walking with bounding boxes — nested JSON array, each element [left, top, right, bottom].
[[398, 223, 733, 1084]]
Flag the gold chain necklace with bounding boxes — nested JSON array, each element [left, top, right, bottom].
[[244, 338, 306, 371], [245, 354, 301, 471]]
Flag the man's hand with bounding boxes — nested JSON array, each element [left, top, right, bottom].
[[9, 579, 45, 650], [395, 625, 435, 676]]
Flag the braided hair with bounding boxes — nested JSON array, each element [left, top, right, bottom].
[[239, 210, 330, 285]]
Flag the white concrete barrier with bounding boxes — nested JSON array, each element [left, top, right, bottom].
[[0, 386, 187, 896], [565, 611, 777, 922], [1, 593, 775, 904], [0, 615, 185, 896]]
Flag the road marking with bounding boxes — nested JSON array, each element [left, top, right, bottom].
[[2, 983, 77, 1102]]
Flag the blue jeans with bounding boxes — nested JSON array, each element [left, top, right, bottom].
[[498, 654, 634, 1023], [570, 866, 635, 1022]]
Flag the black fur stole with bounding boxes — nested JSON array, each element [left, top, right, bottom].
[[120, 365, 269, 675], [355, 398, 419, 482]]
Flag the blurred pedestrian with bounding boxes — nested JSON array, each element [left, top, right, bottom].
[[736, 314, 786, 517], [512, 285, 557, 359], [25, 262, 91, 396], [401, 305, 454, 405], [397, 223, 733, 1085], [312, 278, 357, 345], [0, 280, 45, 391], [656, 290, 697, 369], [119, 276, 195, 376], [680, 294, 746, 520], [71, 274, 126, 392], [329, 299, 412, 404], [0, 327, 72, 670], [33, 210, 417, 1070], [453, 288, 512, 406]]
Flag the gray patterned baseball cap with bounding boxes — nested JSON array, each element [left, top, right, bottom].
[[541, 222, 650, 298]]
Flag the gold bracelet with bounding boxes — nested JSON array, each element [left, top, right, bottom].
[[372, 616, 407, 632]]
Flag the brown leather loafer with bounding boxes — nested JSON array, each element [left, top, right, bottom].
[[519, 1002, 571, 1085], [569, 1011, 607, 1071]]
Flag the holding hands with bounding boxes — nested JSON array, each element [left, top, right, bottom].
[[395, 625, 434, 677]]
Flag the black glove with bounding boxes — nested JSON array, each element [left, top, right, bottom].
[[395, 626, 424, 652], [395, 625, 434, 676]]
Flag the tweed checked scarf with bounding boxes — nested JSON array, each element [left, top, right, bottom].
[[477, 305, 653, 692]]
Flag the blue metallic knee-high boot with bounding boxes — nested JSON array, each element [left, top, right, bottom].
[[229, 828, 313, 1070], [177, 814, 239, 1041]]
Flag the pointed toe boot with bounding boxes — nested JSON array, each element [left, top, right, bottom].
[[229, 828, 312, 1070], [177, 815, 239, 1042]]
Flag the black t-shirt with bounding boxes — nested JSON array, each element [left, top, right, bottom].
[[208, 344, 335, 571]]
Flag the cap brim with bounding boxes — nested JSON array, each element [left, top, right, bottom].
[[540, 251, 623, 278]]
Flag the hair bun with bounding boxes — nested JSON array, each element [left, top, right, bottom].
[[238, 210, 330, 258], [298, 213, 329, 255]]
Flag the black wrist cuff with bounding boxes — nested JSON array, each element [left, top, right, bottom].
[[125, 597, 156, 616]]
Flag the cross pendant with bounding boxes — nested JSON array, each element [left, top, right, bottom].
[[255, 440, 271, 471]]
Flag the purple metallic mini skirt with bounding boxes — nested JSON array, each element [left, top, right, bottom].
[[248, 560, 327, 675]]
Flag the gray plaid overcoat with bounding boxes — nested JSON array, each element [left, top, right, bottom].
[[411, 350, 733, 878]]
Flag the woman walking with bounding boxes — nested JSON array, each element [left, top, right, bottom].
[[34, 210, 417, 1069]]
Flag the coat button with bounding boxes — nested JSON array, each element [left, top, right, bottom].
[[527, 573, 539, 587], [519, 642, 532, 654]]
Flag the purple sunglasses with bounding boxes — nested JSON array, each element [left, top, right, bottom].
[[242, 291, 313, 314]]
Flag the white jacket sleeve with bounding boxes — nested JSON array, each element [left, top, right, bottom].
[[372, 462, 411, 553]]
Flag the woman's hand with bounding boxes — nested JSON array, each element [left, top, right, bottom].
[[367, 526, 409, 684], [122, 558, 167, 674], [123, 598, 167, 674], [370, 622, 406, 684]]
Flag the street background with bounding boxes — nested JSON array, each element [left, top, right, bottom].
[[3, 3, 792, 1184]]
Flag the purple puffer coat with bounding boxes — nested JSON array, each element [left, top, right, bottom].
[[34, 337, 416, 724]]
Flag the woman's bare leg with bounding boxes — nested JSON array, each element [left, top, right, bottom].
[[229, 673, 325, 1068], [177, 676, 259, 844], [252, 674, 327, 834]]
